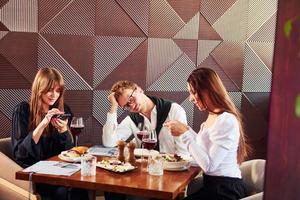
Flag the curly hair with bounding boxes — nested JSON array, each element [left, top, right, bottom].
[[111, 80, 137, 100]]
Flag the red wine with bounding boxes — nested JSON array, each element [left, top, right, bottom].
[[136, 131, 148, 140], [142, 139, 157, 150], [70, 126, 84, 136]]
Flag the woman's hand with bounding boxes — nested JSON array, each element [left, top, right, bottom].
[[163, 120, 189, 136], [42, 108, 63, 126], [51, 118, 68, 133]]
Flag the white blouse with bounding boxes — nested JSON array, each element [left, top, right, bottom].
[[181, 112, 242, 178]]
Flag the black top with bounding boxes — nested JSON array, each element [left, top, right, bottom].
[[11, 101, 74, 168]]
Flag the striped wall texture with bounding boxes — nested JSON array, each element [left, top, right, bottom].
[[0, 0, 278, 159]]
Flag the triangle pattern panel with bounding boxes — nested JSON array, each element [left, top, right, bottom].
[[97, 39, 148, 90], [78, 116, 102, 145], [210, 41, 245, 90], [174, 12, 199, 40], [197, 40, 221, 65], [148, 53, 196, 91], [0, 112, 10, 138], [64, 90, 93, 120], [247, 41, 275, 71], [149, 0, 185, 38], [181, 96, 194, 128], [93, 90, 125, 125], [0, 0, 9, 9], [0, 0, 38, 32], [38, 35, 92, 90], [93, 36, 145, 88], [212, 0, 248, 41], [147, 38, 182, 88], [38, 0, 72, 30], [0, 31, 8, 39], [198, 13, 222, 40], [173, 39, 198, 64], [95, 0, 145, 37], [0, 54, 32, 89], [198, 56, 239, 91], [241, 94, 268, 158], [244, 92, 270, 120], [41, 0, 95, 36], [146, 91, 189, 105], [228, 91, 242, 110], [0, 32, 38, 82], [200, 0, 237, 25], [0, 21, 9, 31], [0, 89, 31, 119], [167, 0, 200, 23], [116, 0, 149, 36], [242, 43, 272, 92], [42, 33, 94, 87], [248, 12, 277, 43], [247, 0, 278, 39]]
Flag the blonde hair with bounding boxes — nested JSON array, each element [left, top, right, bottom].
[[188, 68, 251, 163], [111, 80, 137, 100], [29, 68, 65, 132]]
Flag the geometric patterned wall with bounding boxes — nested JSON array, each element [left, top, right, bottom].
[[0, 0, 278, 159]]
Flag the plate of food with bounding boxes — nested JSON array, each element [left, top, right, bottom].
[[58, 146, 89, 162], [96, 159, 136, 173], [162, 154, 189, 170], [134, 148, 159, 157]]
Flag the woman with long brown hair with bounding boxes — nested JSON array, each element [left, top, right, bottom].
[[11, 67, 88, 200], [164, 67, 250, 200]]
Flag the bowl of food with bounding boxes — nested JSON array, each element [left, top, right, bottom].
[[162, 154, 189, 170]]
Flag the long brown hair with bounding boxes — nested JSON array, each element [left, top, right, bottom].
[[29, 68, 65, 132], [187, 67, 250, 163]]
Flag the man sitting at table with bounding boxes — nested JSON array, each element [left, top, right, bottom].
[[102, 80, 189, 156], [102, 80, 189, 200]]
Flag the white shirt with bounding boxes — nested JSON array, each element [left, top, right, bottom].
[[180, 112, 242, 178], [102, 103, 190, 156]]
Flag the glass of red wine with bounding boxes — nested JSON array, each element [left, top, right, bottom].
[[70, 117, 84, 146], [142, 130, 157, 151]]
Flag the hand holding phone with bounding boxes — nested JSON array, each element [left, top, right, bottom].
[[52, 113, 72, 120]]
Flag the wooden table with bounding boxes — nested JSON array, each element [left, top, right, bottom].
[[16, 156, 200, 200]]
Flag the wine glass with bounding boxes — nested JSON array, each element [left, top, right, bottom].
[[70, 117, 84, 146], [142, 130, 157, 151]]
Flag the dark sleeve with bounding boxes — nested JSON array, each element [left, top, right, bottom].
[[11, 102, 41, 167]]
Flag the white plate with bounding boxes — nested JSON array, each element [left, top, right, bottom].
[[58, 151, 82, 163], [134, 149, 159, 157], [164, 165, 189, 171], [96, 160, 136, 173]]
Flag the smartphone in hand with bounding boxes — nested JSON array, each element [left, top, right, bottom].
[[52, 113, 72, 120]]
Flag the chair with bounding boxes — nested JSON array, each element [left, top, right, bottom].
[[186, 159, 266, 200], [240, 159, 266, 200], [0, 137, 40, 200]]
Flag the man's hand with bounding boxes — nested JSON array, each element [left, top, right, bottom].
[[108, 92, 119, 113]]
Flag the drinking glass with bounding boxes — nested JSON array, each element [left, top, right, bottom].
[[142, 130, 157, 151], [70, 117, 84, 146]]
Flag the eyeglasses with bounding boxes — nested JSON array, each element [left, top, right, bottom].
[[122, 88, 136, 111]]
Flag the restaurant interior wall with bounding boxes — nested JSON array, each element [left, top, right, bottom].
[[0, 0, 278, 159]]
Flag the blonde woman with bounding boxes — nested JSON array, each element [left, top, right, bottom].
[[164, 68, 250, 200], [11, 68, 88, 200]]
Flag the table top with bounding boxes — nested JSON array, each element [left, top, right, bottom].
[[16, 156, 200, 200]]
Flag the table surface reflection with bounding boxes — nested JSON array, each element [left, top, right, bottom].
[[16, 156, 200, 200]]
